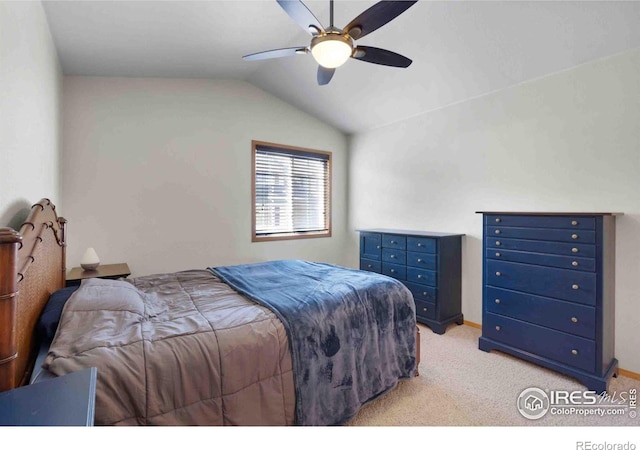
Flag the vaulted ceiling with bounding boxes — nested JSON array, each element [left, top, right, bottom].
[[42, 1, 640, 134]]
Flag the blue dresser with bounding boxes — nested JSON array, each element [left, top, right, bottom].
[[477, 212, 620, 393], [358, 228, 464, 334]]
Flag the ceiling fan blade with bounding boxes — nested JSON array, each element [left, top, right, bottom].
[[352, 46, 412, 68], [317, 66, 335, 85], [344, 1, 418, 40], [276, 0, 325, 35], [243, 47, 307, 61]]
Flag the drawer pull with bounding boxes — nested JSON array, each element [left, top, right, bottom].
[[390, 254, 396, 259], [495, 271, 501, 277], [495, 218, 501, 223], [376, 245, 381, 249], [571, 349, 579, 356], [495, 241, 501, 246], [571, 220, 579, 226], [417, 274, 422, 279], [495, 299, 501, 304], [367, 264, 372, 268], [495, 229, 501, 235], [571, 234, 579, 240], [422, 292, 428, 297], [572, 261, 578, 267], [572, 284, 579, 290], [495, 252, 501, 257], [572, 247, 579, 253], [571, 317, 578, 323], [417, 258, 422, 263], [391, 269, 396, 273], [390, 240, 396, 244], [495, 326, 501, 331], [417, 243, 422, 247], [422, 307, 428, 312]]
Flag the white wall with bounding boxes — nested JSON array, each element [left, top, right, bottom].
[[0, 1, 62, 227], [62, 77, 348, 276], [349, 49, 640, 373]]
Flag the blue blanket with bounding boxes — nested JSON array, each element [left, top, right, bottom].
[[209, 260, 417, 426]]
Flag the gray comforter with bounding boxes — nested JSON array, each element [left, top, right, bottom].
[[43, 271, 296, 425]]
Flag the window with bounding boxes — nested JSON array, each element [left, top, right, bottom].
[[252, 140, 332, 242]]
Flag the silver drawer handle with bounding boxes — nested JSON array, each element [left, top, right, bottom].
[[571, 349, 579, 356], [572, 284, 579, 290], [571, 234, 579, 240], [390, 254, 396, 258], [417, 274, 422, 279], [422, 307, 428, 312], [495, 326, 501, 331], [417, 243, 422, 247], [391, 269, 396, 273], [496, 241, 501, 246], [417, 258, 422, 263], [572, 247, 579, 253], [422, 292, 428, 297], [496, 271, 501, 276], [495, 229, 501, 235], [390, 240, 396, 244], [495, 299, 501, 304], [571, 317, 578, 323], [571, 220, 578, 226], [376, 245, 380, 249], [572, 261, 578, 267], [495, 252, 501, 257], [367, 264, 372, 268], [495, 218, 501, 223]]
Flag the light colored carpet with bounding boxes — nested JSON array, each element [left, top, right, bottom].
[[347, 324, 639, 426]]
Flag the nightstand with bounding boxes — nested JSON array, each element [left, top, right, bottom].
[[0, 367, 97, 426], [66, 262, 131, 287]]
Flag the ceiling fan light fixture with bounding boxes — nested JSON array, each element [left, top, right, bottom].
[[310, 33, 353, 69]]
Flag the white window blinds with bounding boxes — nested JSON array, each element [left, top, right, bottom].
[[254, 144, 331, 238]]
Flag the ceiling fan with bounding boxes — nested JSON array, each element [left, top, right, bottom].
[[243, 0, 418, 86]]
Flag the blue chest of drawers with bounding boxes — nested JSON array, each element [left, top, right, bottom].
[[477, 212, 619, 393], [358, 228, 464, 334]]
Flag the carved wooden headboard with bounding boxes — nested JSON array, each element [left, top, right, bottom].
[[0, 199, 66, 391]]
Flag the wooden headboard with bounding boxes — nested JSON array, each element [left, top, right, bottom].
[[0, 199, 66, 391]]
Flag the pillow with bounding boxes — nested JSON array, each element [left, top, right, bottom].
[[36, 285, 79, 342]]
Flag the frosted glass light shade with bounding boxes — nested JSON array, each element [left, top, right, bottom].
[[81, 247, 100, 270], [311, 34, 353, 68]]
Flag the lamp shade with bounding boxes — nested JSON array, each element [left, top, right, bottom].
[[80, 247, 100, 270], [311, 33, 353, 69]]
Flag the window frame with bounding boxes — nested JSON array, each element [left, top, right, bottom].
[[251, 140, 332, 243]]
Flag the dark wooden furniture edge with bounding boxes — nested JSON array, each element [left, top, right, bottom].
[[0, 199, 66, 392]]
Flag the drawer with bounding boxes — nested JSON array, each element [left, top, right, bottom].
[[486, 249, 595, 272], [486, 260, 596, 305], [382, 234, 406, 250], [485, 237, 595, 258], [485, 287, 596, 339], [382, 262, 406, 280], [415, 298, 436, 320], [382, 248, 406, 264], [402, 281, 437, 303], [360, 258, 381, 274], [360, 233, 381, 260], [486, 226, 596, 244], [485, 214, 595, 230], [406, 252, 437, 270], [406, 237, 437, 254], [483, 312, 596, 373], [406, 267, 437, 287]]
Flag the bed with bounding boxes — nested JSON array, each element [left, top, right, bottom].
[[0, 199, 419, 426]]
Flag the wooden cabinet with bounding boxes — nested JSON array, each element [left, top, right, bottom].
[[66, 262, 131, 287], [477, 212, 619, 393], [358, 228, 464, 334]]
